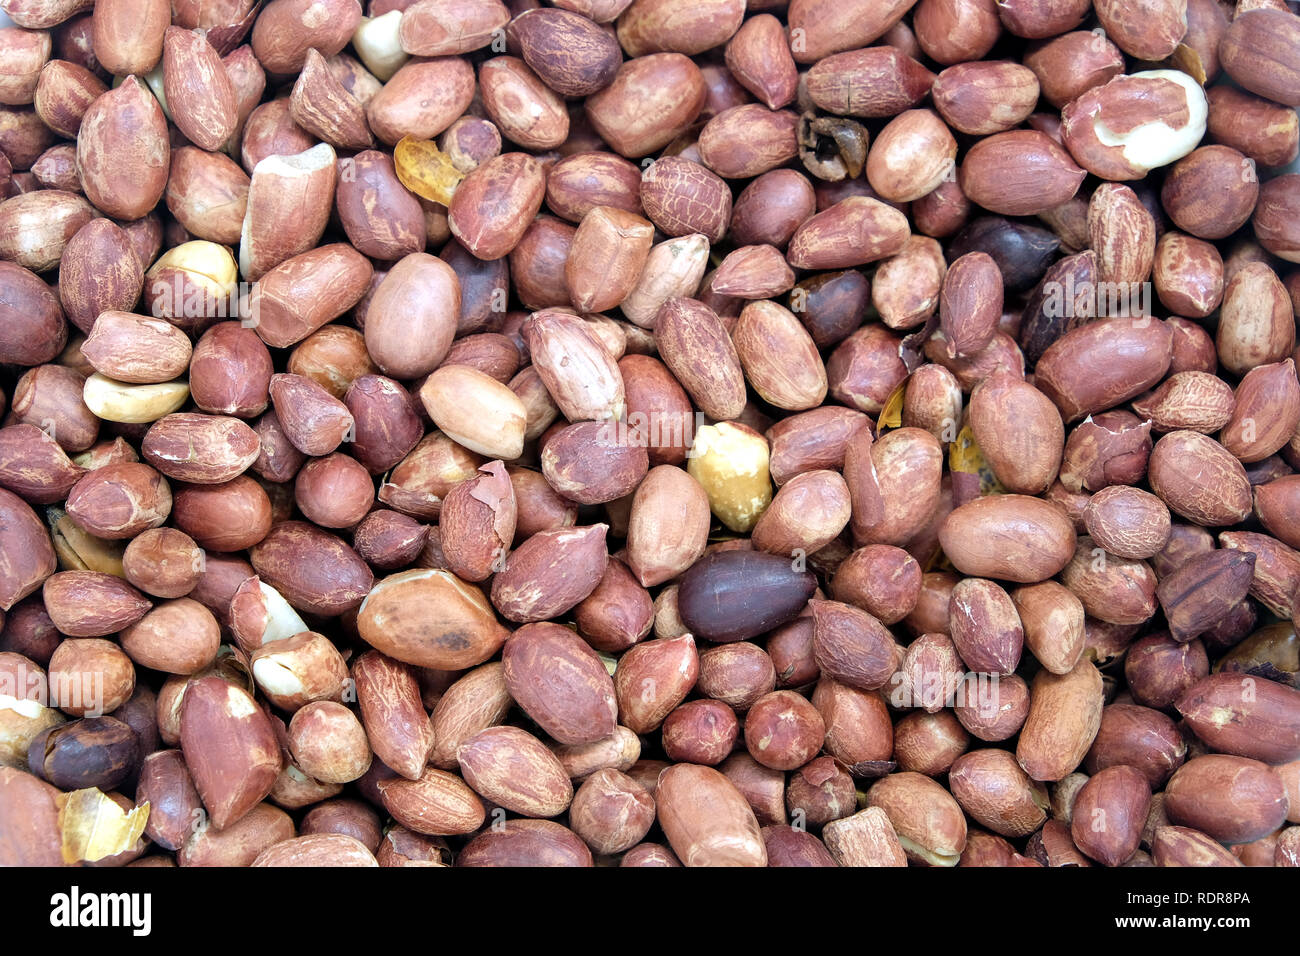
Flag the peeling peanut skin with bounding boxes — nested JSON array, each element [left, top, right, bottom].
[[179, 677, 282, 830], [865, 771, 967, 866]]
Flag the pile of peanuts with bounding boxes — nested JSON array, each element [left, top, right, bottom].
[[1, 0, 1300, 867]]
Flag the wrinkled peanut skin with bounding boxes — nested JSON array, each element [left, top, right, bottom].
[[1, 0, 1297, 873]]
